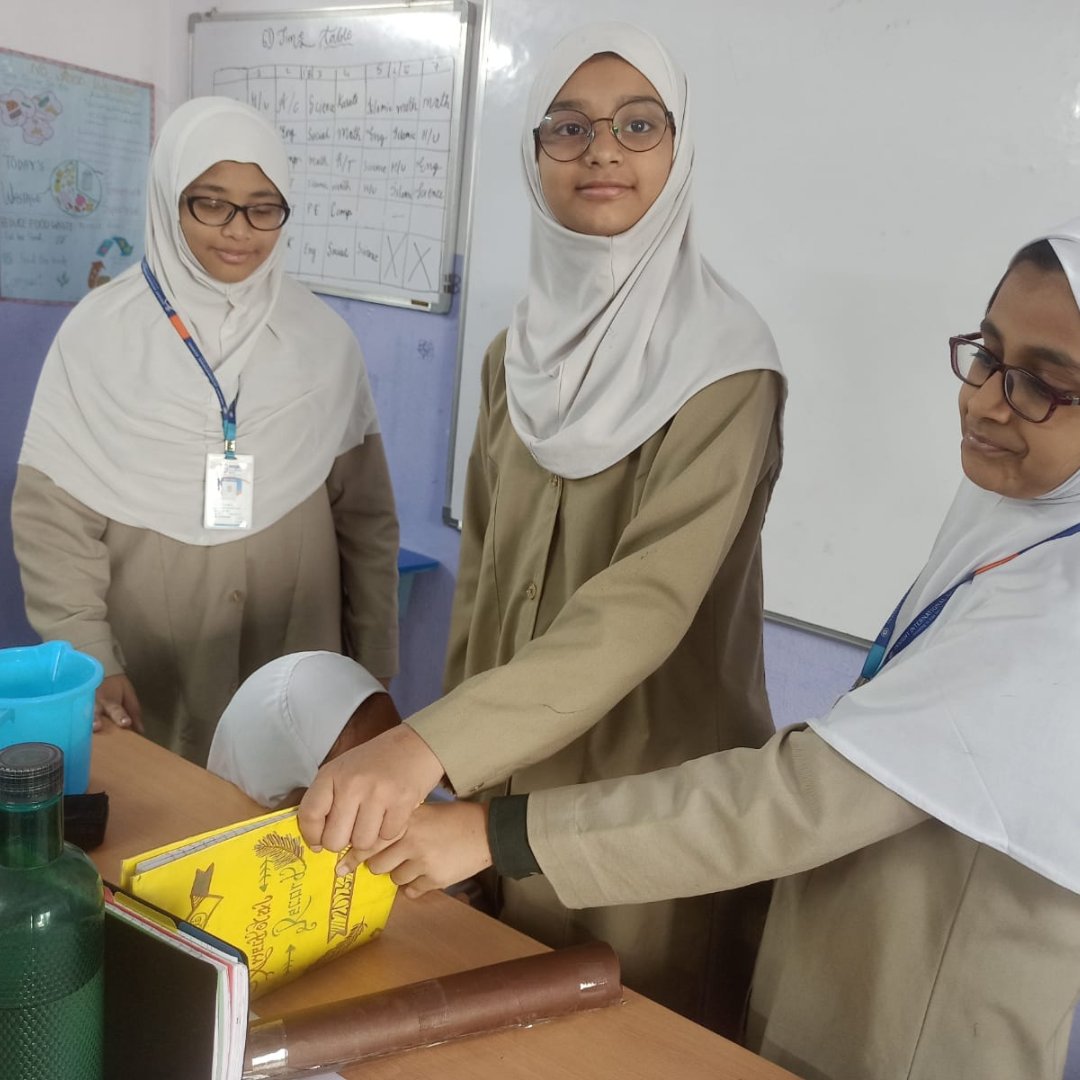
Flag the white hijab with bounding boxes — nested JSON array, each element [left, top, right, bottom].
[[504, 23, 783, 479], [19, 96, 377, 544], [208, 651, 385, 809], [811, 218, 1080, 894]]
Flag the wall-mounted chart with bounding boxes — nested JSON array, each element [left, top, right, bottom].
[[0, 48, 152, 303]]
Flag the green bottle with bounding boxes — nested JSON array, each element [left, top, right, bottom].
[[0, 743, 103, 1080]]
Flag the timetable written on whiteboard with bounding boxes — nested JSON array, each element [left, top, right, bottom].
[[190, 4, 474, 312]]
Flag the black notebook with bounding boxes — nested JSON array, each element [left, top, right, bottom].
[[103, 885, 249, 1079]]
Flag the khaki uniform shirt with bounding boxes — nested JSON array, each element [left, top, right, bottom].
[[12, 436, 399, 765], [408, 333, 783, 1031], [527, 725, 1080, 1080]]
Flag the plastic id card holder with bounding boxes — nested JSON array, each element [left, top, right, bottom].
[[203, 453, 254, 530]]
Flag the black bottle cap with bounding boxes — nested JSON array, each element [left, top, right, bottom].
[[0, 743, 64, 805]]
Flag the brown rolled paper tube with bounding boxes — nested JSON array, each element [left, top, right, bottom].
[[242, 941, 623, 1079]]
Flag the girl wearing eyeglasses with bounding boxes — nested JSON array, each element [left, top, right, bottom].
[[363, 222, 1080, 1079], [13, 97, 400, 766], [298, 23, 785, 1035]]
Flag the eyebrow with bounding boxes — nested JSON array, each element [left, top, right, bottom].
[[185, 181, 283, 200], [546, 94, 663, 113], [981, 317, 1080, 374]]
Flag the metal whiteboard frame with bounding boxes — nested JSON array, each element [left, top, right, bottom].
[[441, 0, 491, 530], [188, 1, 475, 314]]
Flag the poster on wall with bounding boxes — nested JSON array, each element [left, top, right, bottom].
[[0, 48, 152, 304]]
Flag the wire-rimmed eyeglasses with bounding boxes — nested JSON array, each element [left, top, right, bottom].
[[950, 332, 1080, 423], [184, 196, 291, 232], [533, 98, 675, 162]]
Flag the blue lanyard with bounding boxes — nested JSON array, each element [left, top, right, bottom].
[[856, 519, 1080, 687], [141, 258, 239, 459]]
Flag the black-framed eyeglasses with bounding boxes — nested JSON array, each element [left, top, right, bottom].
[[183, 195, 290, 231], [950, 332, 1080, 423], [533, 98, 675, 162]]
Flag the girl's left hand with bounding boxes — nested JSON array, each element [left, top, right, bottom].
[[362, 801, 492, 899], [93, 673, 145, 733]]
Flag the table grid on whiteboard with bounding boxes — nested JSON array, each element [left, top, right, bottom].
[[213, 58, 453, 297]]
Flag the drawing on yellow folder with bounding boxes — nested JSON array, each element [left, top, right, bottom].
[[120, 806, 397, 997]]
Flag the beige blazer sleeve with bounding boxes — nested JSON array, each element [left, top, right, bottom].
[[325, 434, 400, 679], [442, 344, 497, 694], [10, 464, 124, 676], [528, 725, 929, 909], [411, 366, 781, 795]]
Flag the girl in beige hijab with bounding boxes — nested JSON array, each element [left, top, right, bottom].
[[13, 97, 399, 765], [299, 24, 784, 1034]]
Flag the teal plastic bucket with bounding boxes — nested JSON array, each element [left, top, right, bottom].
[[0, 641, 103, 795]]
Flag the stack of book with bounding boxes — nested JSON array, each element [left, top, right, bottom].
[[104, 886, 248, 1080], [109, 806, 399, 1078]]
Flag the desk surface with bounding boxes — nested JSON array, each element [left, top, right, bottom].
[[89, 727, 798, 1080]]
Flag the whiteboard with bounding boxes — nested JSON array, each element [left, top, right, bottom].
[[448, 0, 1080, 640], [0, 48, 151, 303], [190, 3, 475, 312]]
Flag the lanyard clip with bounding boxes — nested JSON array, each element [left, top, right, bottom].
[[223, 419, 237, 460]]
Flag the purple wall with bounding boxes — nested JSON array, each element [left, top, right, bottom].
[[763, 620, 863, 729], [316, 287, 463, 718], [1, 300, 68, 650]]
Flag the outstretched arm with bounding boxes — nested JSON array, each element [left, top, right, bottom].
[[364, 727, 926, 903]]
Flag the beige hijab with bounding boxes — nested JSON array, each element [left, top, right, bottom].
[[504, 23, 783, 479], [20, 97, 377, 544]]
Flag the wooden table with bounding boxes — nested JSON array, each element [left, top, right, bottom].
[[89, 726, 799, 1080]]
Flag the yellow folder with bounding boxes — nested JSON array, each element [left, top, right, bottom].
[[120, 806, 397, 998]]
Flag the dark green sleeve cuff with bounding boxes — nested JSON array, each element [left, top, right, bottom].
[[487, 794, 541, 880]]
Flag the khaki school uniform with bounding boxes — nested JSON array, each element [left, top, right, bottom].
[[526, 724, 1080, 1080], [12, 437, 399, 765], [408, 332, 783, 1033]]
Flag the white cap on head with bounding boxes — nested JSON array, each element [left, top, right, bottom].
[[208, 651, 384, 808]]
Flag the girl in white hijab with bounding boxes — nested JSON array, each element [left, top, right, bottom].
[[367, 220, 1080, 1079], [297, 24, 784, 1035], [13, 97, 399, 766]]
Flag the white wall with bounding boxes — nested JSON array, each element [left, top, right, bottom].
[[12, 0, 175, 119]]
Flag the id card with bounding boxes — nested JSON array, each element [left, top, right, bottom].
[[204, 453, 254, 530]]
